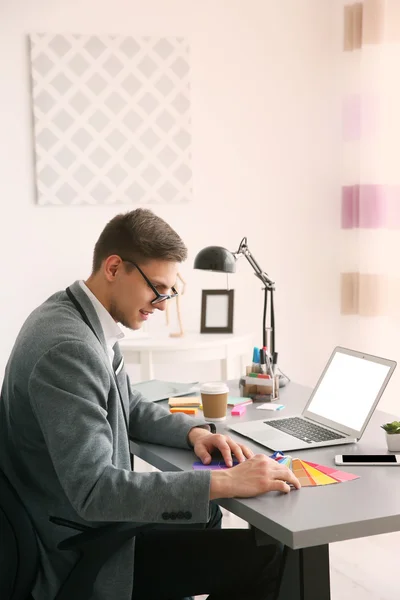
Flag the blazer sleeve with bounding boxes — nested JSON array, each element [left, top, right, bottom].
[[28, 340, 211, 523], [127, 374, 214, 448]]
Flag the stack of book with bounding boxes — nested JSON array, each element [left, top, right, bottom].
[[168, 396, 201, 415]]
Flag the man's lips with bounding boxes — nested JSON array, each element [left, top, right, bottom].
[[139, 309, 153, 320]]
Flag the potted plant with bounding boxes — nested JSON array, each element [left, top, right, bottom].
[[381, 421, 400, 452]]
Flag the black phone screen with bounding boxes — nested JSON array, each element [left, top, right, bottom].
[[342, 454, 397, 463]]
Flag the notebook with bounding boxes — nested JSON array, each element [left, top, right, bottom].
[[130, 380, 198, 403]]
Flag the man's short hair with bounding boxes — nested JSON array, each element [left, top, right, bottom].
[[92, 209, 187, 272]]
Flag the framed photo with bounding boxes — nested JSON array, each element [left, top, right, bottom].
[[200, 290, 234, 334]]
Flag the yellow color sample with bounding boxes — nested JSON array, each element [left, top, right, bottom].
[[300, 461, 337, 486]]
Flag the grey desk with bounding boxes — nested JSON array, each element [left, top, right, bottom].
[[130, 382, 400, 600]]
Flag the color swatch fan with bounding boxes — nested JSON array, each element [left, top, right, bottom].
[[271, 452, 359, 486]]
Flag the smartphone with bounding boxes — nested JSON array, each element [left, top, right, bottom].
[[335, 454, 400, 466]]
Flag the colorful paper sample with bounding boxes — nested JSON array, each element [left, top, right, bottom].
[[271, 452, 359, 487], [192, 454, 359, 485]]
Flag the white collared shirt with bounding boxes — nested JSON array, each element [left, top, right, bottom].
[[79, 280, 125, 367]]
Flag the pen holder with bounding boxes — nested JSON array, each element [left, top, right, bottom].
[[240, 367, 279, 402]]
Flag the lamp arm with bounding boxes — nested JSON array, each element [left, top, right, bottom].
[[235, 238, 275, 289], [235, 237, 276, 357]]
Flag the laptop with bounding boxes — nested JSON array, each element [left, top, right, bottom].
[[229, 347, 396, 452]]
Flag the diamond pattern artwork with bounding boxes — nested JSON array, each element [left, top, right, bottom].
[[29, 34, 192, 205]]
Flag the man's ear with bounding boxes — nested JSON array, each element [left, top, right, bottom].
[[104, 255, 122, 281]]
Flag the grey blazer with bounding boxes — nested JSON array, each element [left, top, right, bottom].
[[0, 281, 212, 600]]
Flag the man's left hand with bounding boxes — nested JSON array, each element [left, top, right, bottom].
[[188, 428, 254, 467]]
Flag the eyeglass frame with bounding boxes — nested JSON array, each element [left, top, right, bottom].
[[120, 258, 179, 305]]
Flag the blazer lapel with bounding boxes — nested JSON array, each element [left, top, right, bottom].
[[112, 343, 130, 421], [67, 280, 108, 353], [66, 282, 130, 429]]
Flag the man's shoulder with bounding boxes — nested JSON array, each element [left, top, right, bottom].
[[33, 288, 88, 335], [17, 287, 98, 359]]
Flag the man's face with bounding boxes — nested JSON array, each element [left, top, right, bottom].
[[109, 258, 180, 330]]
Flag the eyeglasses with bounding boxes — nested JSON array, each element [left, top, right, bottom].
[[120, 259, 179, 305]]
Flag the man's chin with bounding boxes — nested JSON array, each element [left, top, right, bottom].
[[117, 317, 141, 331], [123, 322, 141, 331]]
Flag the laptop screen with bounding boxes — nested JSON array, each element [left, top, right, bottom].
[[307, 351, 391, 431]]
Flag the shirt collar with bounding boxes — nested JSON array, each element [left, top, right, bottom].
[[79, 280, 124, 350]]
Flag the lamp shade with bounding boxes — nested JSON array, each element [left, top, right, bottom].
[[193, 246, 236, 273]]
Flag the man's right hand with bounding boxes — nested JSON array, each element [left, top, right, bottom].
[[209, 454, 301, 499]]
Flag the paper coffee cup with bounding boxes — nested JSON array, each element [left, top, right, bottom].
[[200, 382, 229, 422]]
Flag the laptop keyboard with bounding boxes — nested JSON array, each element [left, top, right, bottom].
[[265, 417, 346, 443]]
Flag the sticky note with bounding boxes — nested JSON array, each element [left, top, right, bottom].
[[231, 405, 247, 416], [256, 403, 285, 410], [227, 397, 252, 406]]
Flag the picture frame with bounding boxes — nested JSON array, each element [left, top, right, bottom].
[[200, 290, 234, 334]]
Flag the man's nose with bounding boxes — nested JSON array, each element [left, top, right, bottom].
[[155, 300, 167, 312]]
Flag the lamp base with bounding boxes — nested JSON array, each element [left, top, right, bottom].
[[277, 373, 289, 388]]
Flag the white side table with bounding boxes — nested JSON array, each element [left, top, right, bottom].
[[119, 332, 255, 382]]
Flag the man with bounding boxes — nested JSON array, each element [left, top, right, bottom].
[[0, 209, 300, 600]]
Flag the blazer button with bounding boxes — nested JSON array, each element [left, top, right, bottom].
[[170, 512, 177, 520], [177, 511, 184, 519], [162, 512, 170, 520], [184, 511, 192, 520]]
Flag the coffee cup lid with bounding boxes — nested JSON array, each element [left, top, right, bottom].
[[200, 382, 229, 395]]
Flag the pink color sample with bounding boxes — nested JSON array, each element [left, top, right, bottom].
[[359, 185, 387, 228], [342, 185, 360, 228], [231, 405, 247, 416], [342, 184, 389, 229], [304, 461, 359, 482]]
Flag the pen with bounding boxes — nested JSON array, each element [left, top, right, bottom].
[[259, 348, 267, 375], [252, 347, 260, 373]]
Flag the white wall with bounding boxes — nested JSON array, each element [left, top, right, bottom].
[[0, 0, 342, 391]]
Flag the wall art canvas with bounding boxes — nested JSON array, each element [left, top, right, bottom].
[[29, 34, 192, 205]]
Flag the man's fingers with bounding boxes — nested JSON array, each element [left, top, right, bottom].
[[196, 447, 212, 465], [225, 439, 246, 463], [215, 440, 235, 467], [241, 445, 254, 459], [271, 480, 292, 494], [273, 467, 301, 489]]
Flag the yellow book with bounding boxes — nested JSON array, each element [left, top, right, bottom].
[[168, 396, 201, 407], [169, 407, 198, 415]]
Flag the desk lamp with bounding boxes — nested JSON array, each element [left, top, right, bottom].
[[194, 237, 278, 374]]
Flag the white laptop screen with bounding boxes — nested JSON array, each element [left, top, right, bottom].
[[307, 352, 391, 431]]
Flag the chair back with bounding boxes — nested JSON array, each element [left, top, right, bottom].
[[0, 469, 38, 600]]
